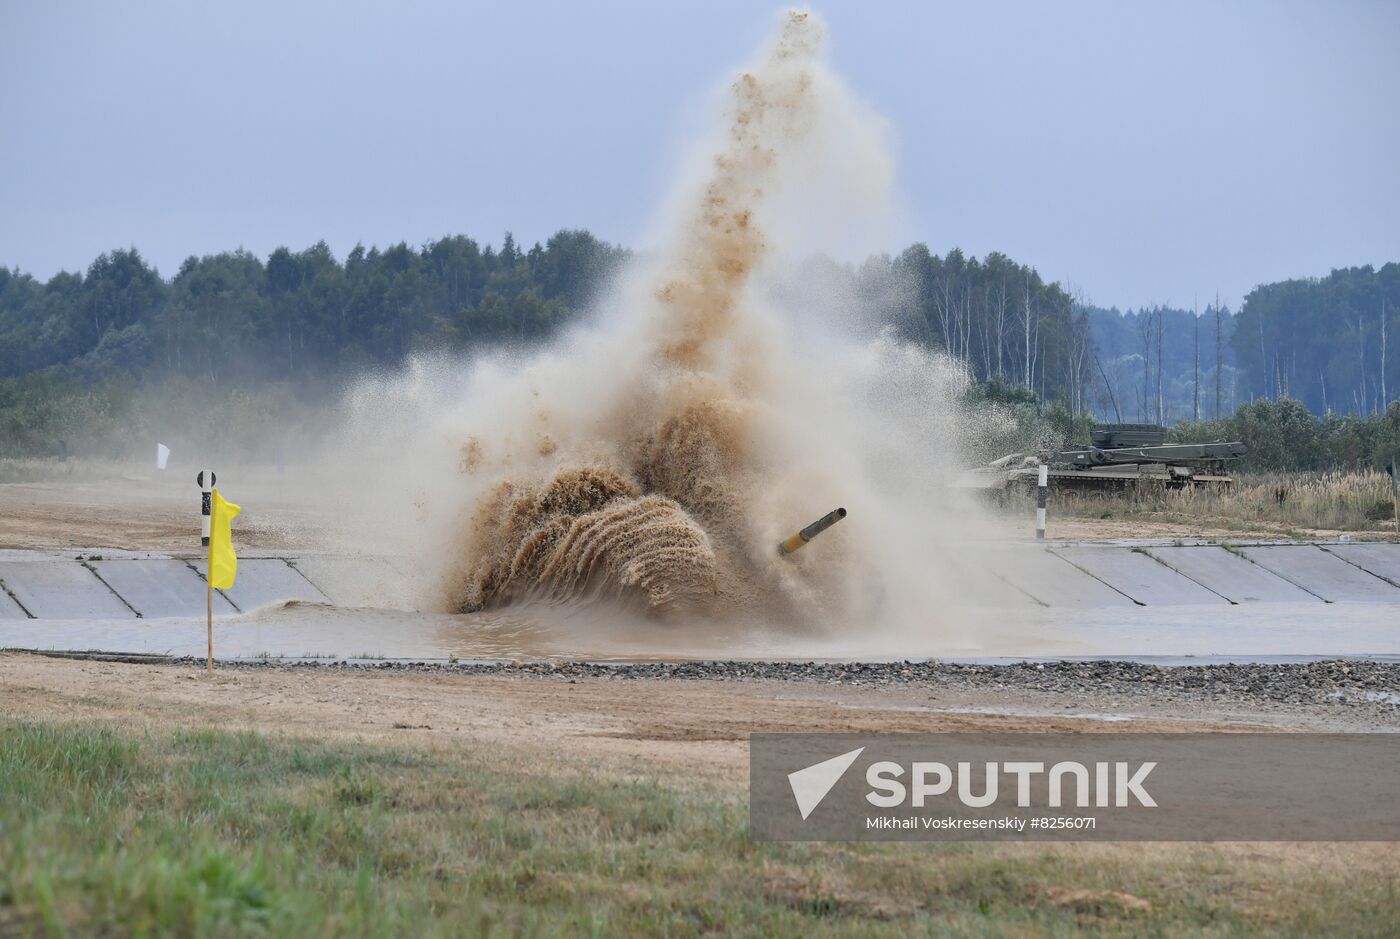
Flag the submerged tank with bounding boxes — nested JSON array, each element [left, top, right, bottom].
[[960, 424, 1245, 499]]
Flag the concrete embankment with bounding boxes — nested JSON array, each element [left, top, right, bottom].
[[1, 542, 1397, 662]]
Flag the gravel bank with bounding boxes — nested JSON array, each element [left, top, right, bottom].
[[40, 653, 1398, 720]]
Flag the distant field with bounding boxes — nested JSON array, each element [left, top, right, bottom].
[[3, 717, 1398, 938], [4, 460, 1396, 555], [1055, 470, 1399, 539], [0, 457, 143, 485]]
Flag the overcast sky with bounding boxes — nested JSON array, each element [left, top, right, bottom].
[[2, 0, 1397, 311]]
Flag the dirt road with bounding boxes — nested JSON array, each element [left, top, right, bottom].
[[0, 652, 1343, 786]]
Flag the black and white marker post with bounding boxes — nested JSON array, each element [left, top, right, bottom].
[[197, 470, 216, 546], [1035, 463, 1048, 540], [197, 469, 217, 674]]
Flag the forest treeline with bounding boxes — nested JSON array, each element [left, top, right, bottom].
[[0, 236, 1086, 401], [1087, 303, 1240, 424], [0, 230, 628, 389], [1235, 264, 1400, 417], [1086, 264, 1400, 427], [1, 231, 1397, 469], [1172, 398, 1400, 474], [882, 245, 1090, 412]]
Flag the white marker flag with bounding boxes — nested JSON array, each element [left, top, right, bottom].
[[156, 443, 170, 470]]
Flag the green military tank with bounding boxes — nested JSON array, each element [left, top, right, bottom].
[[960, 424, 1245, 499]]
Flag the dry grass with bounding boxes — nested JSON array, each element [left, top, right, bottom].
[[0, 457, 144, 485], [2, 718, 1398, 937], [1060, 470, 1399, 537]]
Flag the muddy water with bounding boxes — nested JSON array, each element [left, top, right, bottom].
[[445, 13, 836, 622], [338, 10, 991, 638]]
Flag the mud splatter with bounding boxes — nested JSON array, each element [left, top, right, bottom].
[[337, 10, 985, 636], [451, 11, 827, 618], [458, 467, 717, 613]]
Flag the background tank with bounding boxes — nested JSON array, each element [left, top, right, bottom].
[[1090, 423, 1166, 448], [958, 424, 1245, 498]]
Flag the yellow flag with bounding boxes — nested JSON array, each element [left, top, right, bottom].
[[209, 488, 241, 589]]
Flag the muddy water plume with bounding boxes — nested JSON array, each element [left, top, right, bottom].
[[442, 11, 840, 621], [460, 467, 716, 613], [331, 10, 990, 636]]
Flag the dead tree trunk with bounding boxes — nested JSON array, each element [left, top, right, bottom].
[[1193, 299, 1200, 421], [1214, 293, 1223, 420]]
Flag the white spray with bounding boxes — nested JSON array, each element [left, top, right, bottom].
[[332, 9, 993, 642]]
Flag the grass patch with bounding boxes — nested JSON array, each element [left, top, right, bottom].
[[1057, 470, 1400, 536], [0, 719, 1395, 936]]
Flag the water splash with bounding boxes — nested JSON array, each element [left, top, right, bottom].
[[337, 10, 989, 638]]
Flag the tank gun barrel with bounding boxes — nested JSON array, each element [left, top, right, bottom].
[[777, 507, 847, 556], [1052, 441, 1246, 468]]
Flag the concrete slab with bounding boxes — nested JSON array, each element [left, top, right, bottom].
[[2, 600, 1398, 661], [1145, 546, 1320, 604], [1323, 543, 1400, 586], [939, 555, 1040, 609], [189, 557, 330, 611], [92, 558, 237, 618], [0, 559, 136, 619], [1239, 545, 1400, 603], [290, 556, 411, 609], [0, 586, 29, 618], [1053, 546, 1228, 606], [993, 547, 1137, 608]]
